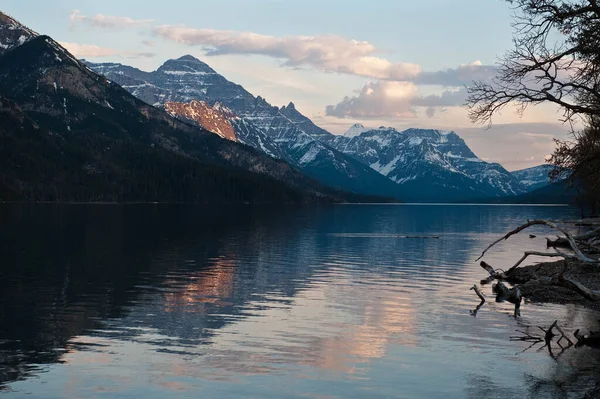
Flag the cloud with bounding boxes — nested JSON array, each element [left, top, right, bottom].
[[325, 81, 467, 118], [153, 26, 422, 80], [69, 10, 153, 29], [153, 26, 496, 85], [59, 42, 155, 59], [325, 81, 420, 118], [415, 61, 496, 86]]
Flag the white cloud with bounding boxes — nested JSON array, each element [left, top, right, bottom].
[[153, 26, 422, 81], [414, 61, 496, 86], [152, 26, 497, 86], [69, 10, 153, 29], [325, 81, 468, 118], [325, 81, 420, 118], [59, 42, 155, 59]]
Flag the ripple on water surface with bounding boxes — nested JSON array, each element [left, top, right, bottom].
[[0, 204, 599, 398]]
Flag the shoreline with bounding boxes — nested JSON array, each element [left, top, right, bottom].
[[511, 259, 600, 311]]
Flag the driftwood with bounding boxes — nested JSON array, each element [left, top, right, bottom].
[[493, 281, 522, 316], [506, 251, 571, 274], [473, 219, 600, 359], [473, 219, 600, 307], [479, 260, 600, 302], [469, 285, 486, 317], [476, 219, 599, 264]]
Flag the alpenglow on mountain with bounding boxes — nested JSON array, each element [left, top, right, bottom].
[[88, 55, 543, 202]]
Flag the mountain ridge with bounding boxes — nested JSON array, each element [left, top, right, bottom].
[[324, 126, 527, 201], [86, 54, 549, 202], [0, 15, 378, 203], [87, 56, 406, 200]]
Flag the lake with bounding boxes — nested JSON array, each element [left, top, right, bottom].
[[0, 204, 599, 398]]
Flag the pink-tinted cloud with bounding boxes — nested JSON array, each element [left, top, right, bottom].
[[59, 42, 155, 59], [325, 81, 467, 118], [70, 10, 153, 29], [153, 26, 422, 81]]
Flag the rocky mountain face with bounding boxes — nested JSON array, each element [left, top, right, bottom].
[[325, 127, 528, 201], [86, 56, 253, 107], [0, 14, 369, 203], [87, 57, 403, 199], [0, 12, 36, 56], [511, 164, 554, 191], [164, 100, 237, 142]]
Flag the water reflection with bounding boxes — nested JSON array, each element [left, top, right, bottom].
[[0, 204, 599, 398]]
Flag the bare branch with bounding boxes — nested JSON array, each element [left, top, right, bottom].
[[476, 219, 599, 264]]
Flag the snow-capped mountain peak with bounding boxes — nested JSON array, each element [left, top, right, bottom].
[[157, 55, 217, 75], [344, 123, 368, 138], [0, 11, 38, 56], [325, 126, 527, 201], [511, 164, 555, 191]]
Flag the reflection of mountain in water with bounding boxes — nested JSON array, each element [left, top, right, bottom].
[[0, 204, 475, 386], [0, 205, 296, 387], [1, 204, 596, 397]]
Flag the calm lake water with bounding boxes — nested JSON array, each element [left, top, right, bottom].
[[1, 204, 599, 398]]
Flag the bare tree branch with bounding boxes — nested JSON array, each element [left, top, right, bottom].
[[476, 219, 599, 263]]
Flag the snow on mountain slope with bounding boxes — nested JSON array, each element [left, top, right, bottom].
[[511, 164, 554, 191], [87, 56, 402, 199], [0, 11, 37, 56], [325, 127, 527, 201], [279, 102, 333, 140], [343, 123, 368, 138]]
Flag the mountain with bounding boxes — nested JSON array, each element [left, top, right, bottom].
[[164, 100, 237, 142], [511, 164, 554, 191], [324, 127, 527, 202], [162, 99, 286, 159], [477, 181, 577, 205], [86, 57, 404, 199], [0, 14, 370, 203], [278, 101, 332, 140], [0, 12, 36, 56], [343, 123, 368, 138]]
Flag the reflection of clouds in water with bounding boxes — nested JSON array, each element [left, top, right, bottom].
[[60, 256, 420, 383], [191, 266, 419, 376]]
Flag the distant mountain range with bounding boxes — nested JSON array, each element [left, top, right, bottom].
[[325, 126, 528, 201], [511, 164, 555, 191], [1, 10, 564, 204], [87, 55, 559, 202]]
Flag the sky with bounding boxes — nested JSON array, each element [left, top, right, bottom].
[[2, 0, 577, 170]]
